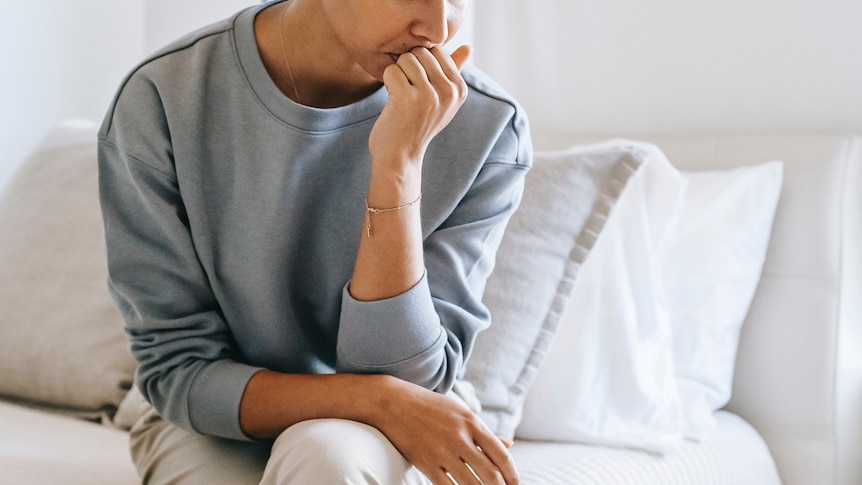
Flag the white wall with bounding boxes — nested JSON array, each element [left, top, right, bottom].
[[144, 0, 260, 54], [473, 0, 862, 135], [0, 0, 255, 191], [1, 2, 60, 191], [7, 0, 855, 190]]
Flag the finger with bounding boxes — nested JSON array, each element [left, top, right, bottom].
[[382, 62, 411, 89], [428, 46, 467, 85], [450, 44, 472, 71], [427, 468, 457, 485], [462, 460, 490, 485], [412, 47, 451, 87], [460, 449, 505, 485], [461, 437, 514, 485], [475, 436, 519, 484], [444, 461, 483, 485], [396, 51, 432, 87], [499, 437, 513, 449]]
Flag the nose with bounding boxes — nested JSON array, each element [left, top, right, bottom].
[[411, 0, 450, 46]]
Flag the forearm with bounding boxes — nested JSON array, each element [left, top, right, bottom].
[[349, 46, 469, 302], [240, 368, 518, 483], [239, 370, 393, 439], [349, 162, 425, 301]]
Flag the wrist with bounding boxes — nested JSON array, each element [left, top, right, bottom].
[[367, 164, 422, 209], [360, 374, 401, 428], [369, 144, 426, 172]]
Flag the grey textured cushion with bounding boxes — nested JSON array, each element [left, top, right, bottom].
[[0, 121, 136, 417], [466, 140, 647, 439]]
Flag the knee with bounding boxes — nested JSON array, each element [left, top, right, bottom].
[[261, 419, 417, 484]]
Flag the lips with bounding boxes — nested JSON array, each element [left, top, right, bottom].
[[388, 53, 400, 63]]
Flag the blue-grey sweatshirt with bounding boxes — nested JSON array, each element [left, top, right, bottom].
[[98, 2, 531, 441]]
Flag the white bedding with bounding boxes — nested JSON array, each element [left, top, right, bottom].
[[0, 401, 138, 484], [510, 411, 781, 485]]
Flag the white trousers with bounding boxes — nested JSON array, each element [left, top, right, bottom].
[[130, 405, 432, 485]]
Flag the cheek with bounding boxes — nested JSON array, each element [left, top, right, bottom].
[[445, 1, 468, 43], [446, 18, 464, 43]]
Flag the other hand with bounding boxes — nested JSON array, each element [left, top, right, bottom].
[[373, 376, 520, 485]]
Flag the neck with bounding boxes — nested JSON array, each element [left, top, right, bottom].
[[255, 1, 382, 108]]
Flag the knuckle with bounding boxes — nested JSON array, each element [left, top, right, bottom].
[[455, 81, 468, 100], [439, 84, 457, 101], [492, 471, 507, 485], [430, 90, 442, 104], [465, 411, 485, 428], [502, 455, 518, 473], [459, 84, 469, 101], [478, 464, 505, 485]]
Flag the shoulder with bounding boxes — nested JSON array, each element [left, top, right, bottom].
[[99, 8, 254, 156], [131, 9, 248, 81], [460, 65, 521, 117], [104, 13, 238, 108], [446, 65, 532, 168]]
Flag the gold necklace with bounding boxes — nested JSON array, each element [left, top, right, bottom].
[[278, 1, 302, 104]]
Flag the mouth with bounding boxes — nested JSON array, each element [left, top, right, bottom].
[[388, 53, 400, 64]]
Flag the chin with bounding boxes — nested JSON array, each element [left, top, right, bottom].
[[363, 59, 392, 83]]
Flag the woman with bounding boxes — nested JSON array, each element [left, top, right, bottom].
[[99, 0, 530, 483]]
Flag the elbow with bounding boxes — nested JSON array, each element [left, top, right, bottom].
[[336, 331, 463, 393]]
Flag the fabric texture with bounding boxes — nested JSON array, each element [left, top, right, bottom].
[[0, 120, 136, 417], [510, 411, 782, 485], [99, 1, 531, 442], [466, 140, 647, 439], [514, 142, 688, 451], [666, 162, 783, 439]]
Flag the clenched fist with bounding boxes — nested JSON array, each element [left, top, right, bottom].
[[369, 45, 472, 169]]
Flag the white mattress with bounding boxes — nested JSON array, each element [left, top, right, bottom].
[[0, 400, 139, 485], [511, 411, 781, 485]]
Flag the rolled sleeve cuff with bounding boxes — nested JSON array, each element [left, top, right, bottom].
[[338, 271, 444, 371], [187, 360, 264, 441]]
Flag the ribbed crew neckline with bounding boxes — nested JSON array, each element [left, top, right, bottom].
[[233, 1, 388, 133]]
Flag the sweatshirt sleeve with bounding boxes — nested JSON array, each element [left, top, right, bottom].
[[98, 85, 262, 441], [337, 108, 532, 393]]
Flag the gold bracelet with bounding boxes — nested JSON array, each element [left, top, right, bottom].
[[364, 193, 422, 237]]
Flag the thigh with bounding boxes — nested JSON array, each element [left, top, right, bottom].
[[261, 418, 432, 485], [129, 404, 271, 485]]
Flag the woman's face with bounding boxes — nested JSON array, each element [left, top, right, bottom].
[[321, 0, 468, 81]]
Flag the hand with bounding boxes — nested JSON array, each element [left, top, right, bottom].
[[373, 376, 520, 485], [369, 45, 472, 168]]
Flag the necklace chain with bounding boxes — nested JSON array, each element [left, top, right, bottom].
[[278, 2, 302, 104]]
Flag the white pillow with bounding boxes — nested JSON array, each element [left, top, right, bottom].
[[515, 144, 783, 451], [514, 142, 688, 452], [467, 140, 647, 439], [0, 120, 136, 418], [666, 162, 783, 440]]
